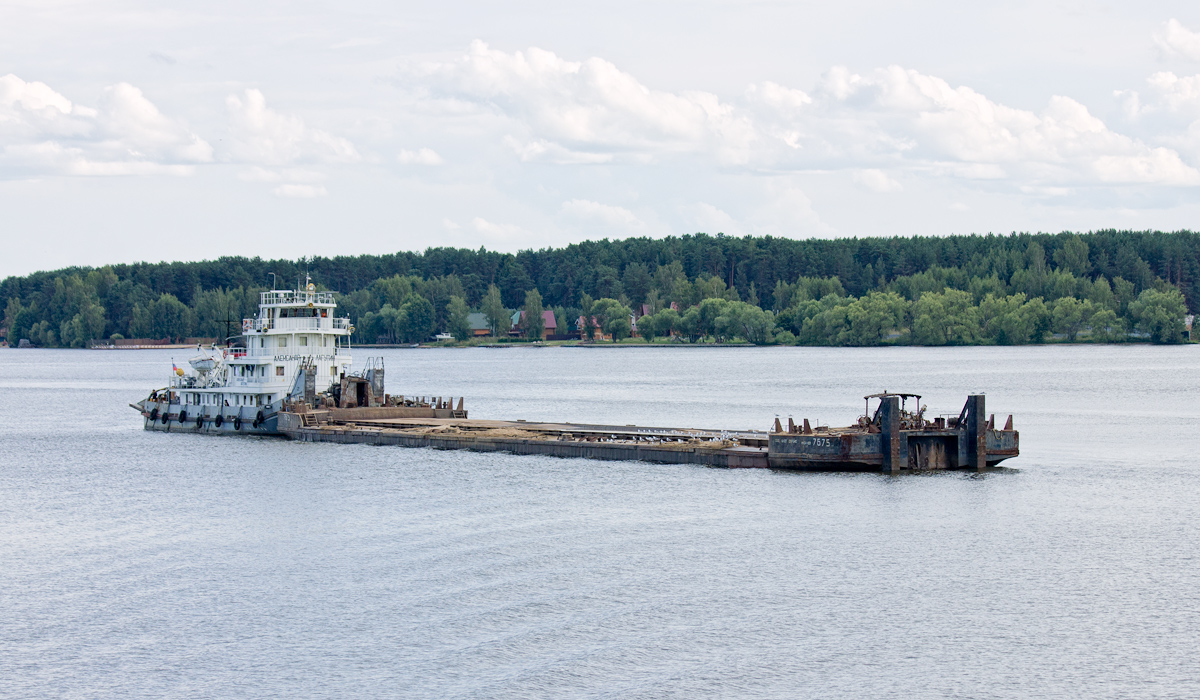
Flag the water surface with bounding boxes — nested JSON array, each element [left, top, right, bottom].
[[2, 345, 1198, 699]]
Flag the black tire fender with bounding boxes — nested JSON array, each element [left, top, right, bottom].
[[254, 410, 265, 428], [215, 414, 224, 427], [178, 410, 187, 423], [149, 407, 158, 421], [233, 416, 242, 430]]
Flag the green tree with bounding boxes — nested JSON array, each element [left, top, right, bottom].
[[1088, 308, 1125, 342], [715, 301, 775, 344], [481, 284, 510, 337], [521, 288, 546, 339], [591, 298, 632, 341], [398, 294, 435, 343], [579, 293, 595, 340], [621, 263, 652, 305], [637, 311, 659, 343], [696, 297, 730, 339], [150, 294, 193, 341], [1051, 296, 1093, 342], [191, 286, 243, 341], [910, 289, 979, 345], [1053, 235, 1090, 276], [654, 308, 681, 340], [1129, 288, 1187, 343], [446, 295, 471, 341], [979, 293, 1046, 345]]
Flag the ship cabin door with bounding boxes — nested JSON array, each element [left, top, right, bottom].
[[355, 380, 368, 408]]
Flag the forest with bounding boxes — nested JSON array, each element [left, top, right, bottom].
[[2, 229, 1196, 347]]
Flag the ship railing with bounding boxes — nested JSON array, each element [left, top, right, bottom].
[[273, 317, 340, 331], [259, 290, 336, 306]]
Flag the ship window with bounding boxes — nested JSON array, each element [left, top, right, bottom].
[[279, 337, 287, 347], [276, 366, 285, 376], [331, 366, 337, 376], [299, 336, 307, 346]]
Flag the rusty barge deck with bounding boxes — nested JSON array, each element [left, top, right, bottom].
[[275, 393, 1017, 472], [278, 414, 773, 468]]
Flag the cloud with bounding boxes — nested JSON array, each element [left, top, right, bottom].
[[273, 183, 327, 198], [225, 89, 360, 165], [413, 41, 754, 162], [853, 168, 903, 192], [684, 202, 738, 233], [397, 147, 443, 165], [472, 216, 527, 240], [504, 136, 613, 163], [560, 199, 645, 228], [803, 65, 1200, 186], [0, 73, 211, 177], [405, 43, 1200, 191], [1155, 19, 1200, 61]]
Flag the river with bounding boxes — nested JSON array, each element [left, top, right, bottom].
[[2, 344, 1198, 699]]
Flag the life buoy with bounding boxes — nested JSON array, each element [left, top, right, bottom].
[[234, 416, 242, 430], [149, 407, 158, 421], [215, 414, 224, 427], [178, 410, 187, 423]]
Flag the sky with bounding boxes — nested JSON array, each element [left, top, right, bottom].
[[3, 0, 1200, 279]]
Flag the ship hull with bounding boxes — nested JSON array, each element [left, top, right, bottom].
[[136, 400, 282, 436]]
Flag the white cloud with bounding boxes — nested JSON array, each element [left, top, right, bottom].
[[684, 202, 738, 233], [0, 73, 211, 177], [746, 81, 812, 113], [750, 181, 831, 236], [225, 89, 360, 165], [96, 83, 213, 163], [397, 147, 443, 165], [472, 216, 526, 240], [804, 65, 1200, 186], [1155, 19, 1200, 61], [407, 43, 1200, 191], [560, 199, 645, 228], [503, 136, 613, 163], [415, 41, 754, 162], [853, 168, 903, 192], [273, 183, 327, 198]]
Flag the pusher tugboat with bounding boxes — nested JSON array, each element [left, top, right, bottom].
[[132, 280, 353, 435]]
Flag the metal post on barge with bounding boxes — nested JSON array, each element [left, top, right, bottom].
[[965, 394, 987, 471], [879, 395, 905, 474]]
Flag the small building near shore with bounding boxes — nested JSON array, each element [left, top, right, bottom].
[[509, 310, 557, 339], [467, 312, 491, 337]]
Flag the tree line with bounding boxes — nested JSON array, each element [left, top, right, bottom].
[[2, 230, 1196, 347]]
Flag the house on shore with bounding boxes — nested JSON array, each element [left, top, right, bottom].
[[467, 312, 491, 337], [509, 309, 558, 339]]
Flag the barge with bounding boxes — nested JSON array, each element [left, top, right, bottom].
[[132, 285, 1019, 472]]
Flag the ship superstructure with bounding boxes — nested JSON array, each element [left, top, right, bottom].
[[133, 281, 353, 434]]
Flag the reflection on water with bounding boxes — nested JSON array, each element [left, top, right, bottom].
[[2, 345, 1198, 699]]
